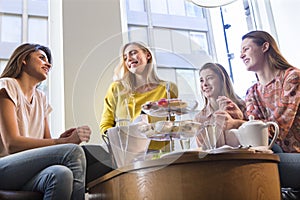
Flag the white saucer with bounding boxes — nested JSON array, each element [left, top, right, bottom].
[[160, 148, 208, 159]]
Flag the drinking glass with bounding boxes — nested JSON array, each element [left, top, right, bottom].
[[115, 98, 131, 127], [203, 123, 217, 150], [197, 120, 222, 151]]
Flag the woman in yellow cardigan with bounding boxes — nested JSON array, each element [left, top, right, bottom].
[[100, 41, 178, 151]]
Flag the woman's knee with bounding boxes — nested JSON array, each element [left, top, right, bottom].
[[46, 165, 73, 185], [67, 144, 85, 158], [38, 165, 73, 199], [70, 144, 86, 169], [57, 144, 86, 167]]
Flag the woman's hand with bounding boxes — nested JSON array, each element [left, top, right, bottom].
[[214, 110, 244, 131], [59, 128, 76, 138], [217, 96, 244, 119], [59, 126, 91, 144]]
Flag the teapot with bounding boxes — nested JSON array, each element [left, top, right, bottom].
[[229, 115, 279, 149]]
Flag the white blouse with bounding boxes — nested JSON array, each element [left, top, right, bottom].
[[0, 78, 52, 157]]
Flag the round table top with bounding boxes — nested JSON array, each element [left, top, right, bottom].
[[87, 151, 279, 189]]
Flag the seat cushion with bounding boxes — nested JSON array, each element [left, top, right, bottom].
[[0, 190, 43, 200]]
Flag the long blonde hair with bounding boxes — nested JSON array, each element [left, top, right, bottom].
[[113, 42, 163, 95]]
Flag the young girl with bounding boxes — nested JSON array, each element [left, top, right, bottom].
[[194, 62, 246, 148]]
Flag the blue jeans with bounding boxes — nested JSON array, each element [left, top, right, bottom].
[[271, 142, 300, 189], [277, 153, 300, 189], [0, 144, 86, 200]]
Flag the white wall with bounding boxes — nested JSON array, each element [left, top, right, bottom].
[[62, 0, 123, 144]]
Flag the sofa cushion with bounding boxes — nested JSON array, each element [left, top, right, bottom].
[[0, 190, 43, 200]]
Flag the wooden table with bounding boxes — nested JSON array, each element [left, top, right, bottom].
[[87, 151, 281, 200]]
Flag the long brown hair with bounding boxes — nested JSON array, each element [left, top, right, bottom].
[[242, 30, 294, 70], [113, 41, 162, 95], [1, 43, 52, 78], [199, 62, 245, 111]]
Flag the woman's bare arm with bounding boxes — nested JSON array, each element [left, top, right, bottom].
[[43, 117, 52, 139], [0, 89, 85, 154]]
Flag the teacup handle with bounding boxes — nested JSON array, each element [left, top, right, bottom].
[[266, 121, 279, 149]]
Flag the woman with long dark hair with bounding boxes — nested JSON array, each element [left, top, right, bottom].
[[0, 43, 91, 199]]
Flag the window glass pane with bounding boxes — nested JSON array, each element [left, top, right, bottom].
[[128, 26, 148, 44], [153, 28, 172, 52], [0, 60, 8, 74], [185, 1, 204, 17], [190, 31, 209, 54], [176, 69, 199, 99], [0, 0, 22, 13], [28, 16, 48, 45], [176, 69, 202, 120], [37, 80, 49, 95], [28, 0, 48, 16], [150, 0, 168, 14], [167, 0, 185, 16], [157, 68, 176, 83], [1, 14, 22, 43], [172, 30, 191, 54], [128, 0, 145, 12]]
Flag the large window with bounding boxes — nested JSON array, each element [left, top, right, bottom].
[[0, 14, 22, 43], [125, 0, 259, 101], [125, 0, 214, 109], [0, 0, 49, 75], [0, 0, 64, 136]]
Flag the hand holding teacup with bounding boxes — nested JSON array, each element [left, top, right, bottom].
[[76, 125, 91, 143], [59, 125, 91, 144]]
